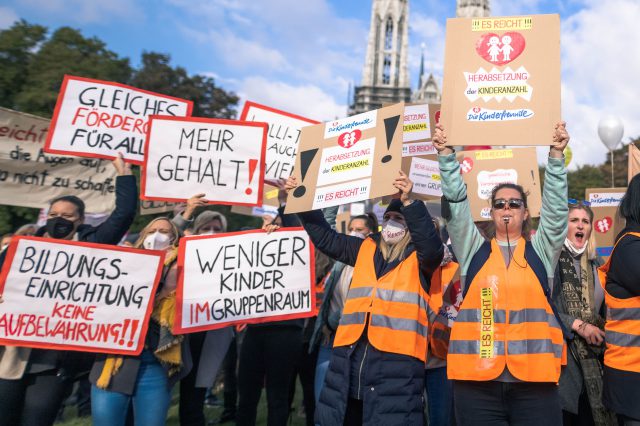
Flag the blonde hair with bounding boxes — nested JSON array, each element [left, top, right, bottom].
[[134, 217, 181, 249], [379, 230, 411, 262]]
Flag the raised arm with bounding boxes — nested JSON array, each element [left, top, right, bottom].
[[394, 171, 444, 275], [433, 124, 484, 276], [532, 122, 570, 278]]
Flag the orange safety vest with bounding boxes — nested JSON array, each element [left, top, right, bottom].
[[598, 232, 640, 374], [447, 238, 565, 382], [428, 262, 460, 359], [333, 238, 429, 362]]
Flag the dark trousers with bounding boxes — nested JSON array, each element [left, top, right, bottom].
[[180, 331, 208, 426], [288, 342, 318, 426], [0, 370, 73, 426], [221, 335, 238, 417], [562, 391, 595, 426], [453, 380, 562, 426], [236, 326, 303, 426]]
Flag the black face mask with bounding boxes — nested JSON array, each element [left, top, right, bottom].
[[46, 217, 76, 239]]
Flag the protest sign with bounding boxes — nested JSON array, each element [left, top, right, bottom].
[[285, 103, 405, 213], [441, 15, 560, 146], [240, 101, 318, 184], [456, 147, 541, 221], [140, 200, 182, 215], [585, 188, 627, 258], [174, 228, 315, 333], [0, 237, 164, 354], [629, 143, 640, 183], [0, 107, 117, 212], [141, 116, 268, 206], [45, 75, 193, 164], [401, 103, 442, 200]]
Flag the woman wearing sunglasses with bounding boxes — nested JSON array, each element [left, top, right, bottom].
[[433, 122, 570, 425], [552, 200, 616, 426]]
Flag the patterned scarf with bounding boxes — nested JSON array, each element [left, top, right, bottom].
[[558, 248, 615, 426]]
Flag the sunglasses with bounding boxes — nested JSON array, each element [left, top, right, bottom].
[[568, 198, 591, 207], [492, 198, 525, 210]]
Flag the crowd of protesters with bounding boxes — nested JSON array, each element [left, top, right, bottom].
[[0, 123, 639, 426]]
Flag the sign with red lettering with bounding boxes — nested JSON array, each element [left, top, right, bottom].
[[240, 101, 318, 184], [141, 116, 267, 206], [174, 228, 315, 333], [0, 237, 164, 355], [585, 187, 627, 259], [441, 15, 560, 146], [44, 75, 193, 164], [285, 103, 405, 214]]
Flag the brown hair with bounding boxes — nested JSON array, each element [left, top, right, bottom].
[[489, 183, 532, 240]]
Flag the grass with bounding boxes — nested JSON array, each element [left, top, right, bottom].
[[56, 381, 309, 426]]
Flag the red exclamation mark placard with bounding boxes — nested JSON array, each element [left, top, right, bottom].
[[245, 159, 258, 195], [127, 320, 139, 348], [119, 319, 130, 346]]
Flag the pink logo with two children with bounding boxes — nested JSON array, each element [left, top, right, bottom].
[[476, 32, 526, 66]]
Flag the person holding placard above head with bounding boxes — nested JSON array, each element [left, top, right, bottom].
[[552, 201, 616, 426], [433, 122, 570, 426], [598, 174, 640, 426], [0, 154, 137, 426], [281, 171, 444, 426], [89, 217, 187, 426]]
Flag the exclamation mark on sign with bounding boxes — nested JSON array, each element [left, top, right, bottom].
[[381, 115, 400, 163], [127, 320, 139, 348], [293, 148, 319, 198], [530, 169, 535, 186], [119, 319, 130, 346], [245, 159, 258, 195]]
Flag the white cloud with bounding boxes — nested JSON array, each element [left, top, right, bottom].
[[0, 7, 18, 29], [19, 0, 143, 24], [559, 0, 640, 166], [238, 77, 345, 122]]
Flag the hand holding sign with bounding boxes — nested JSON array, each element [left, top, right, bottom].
[[393, 171, 414, 205], [112, 152, 133, 176], [550, 121, 570, 158], [432, 124, 454, 155]]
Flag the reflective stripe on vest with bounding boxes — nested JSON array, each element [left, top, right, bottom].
[[447, 238, 565, 382], [598, 232, 640, 374], [333, 238, 429, 362]]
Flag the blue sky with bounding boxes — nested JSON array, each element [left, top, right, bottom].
[[1, 0, 639, 168]]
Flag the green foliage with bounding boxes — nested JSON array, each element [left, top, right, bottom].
[[0, 20, 46, 110], [14, 26, 132, 118]]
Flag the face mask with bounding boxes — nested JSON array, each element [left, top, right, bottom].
[[1, 244, 7, 251], [144, 232, 172, 250], [381, 220, 407, 244], [564, 238, 587, 257], [349, 231, 366, 239], [46, 217, 76, 239]]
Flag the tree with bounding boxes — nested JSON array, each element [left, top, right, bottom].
[[0, 20, 46, 109], [131, 52, 239, 118], [15, 26, 131, 117]]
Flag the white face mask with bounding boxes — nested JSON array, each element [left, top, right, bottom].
[[143, 232, 172, 250], [349, 231, 366, 239], [564, 237, 587, 257], [381, 220, 407, 244]]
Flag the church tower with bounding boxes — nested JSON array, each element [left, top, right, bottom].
[[349, 0, 411, 115], [456, 0, 491, 18]]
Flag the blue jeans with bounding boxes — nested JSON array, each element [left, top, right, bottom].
[[91, 350, 172, 426], [314, 342, 333, 404], [425, 366, 454, 426]]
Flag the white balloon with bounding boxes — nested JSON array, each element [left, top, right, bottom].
[[598, 115, 624, 150]]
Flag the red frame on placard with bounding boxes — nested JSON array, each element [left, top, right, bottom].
[[0, 236, 166, 355], [173, 228, 316, 334], [140, 115, 268, 207], [44, 74, 194, 165], [240, 101, 319, 186]]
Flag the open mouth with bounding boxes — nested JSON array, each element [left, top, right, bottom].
[[574, 232, 585, 244]]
